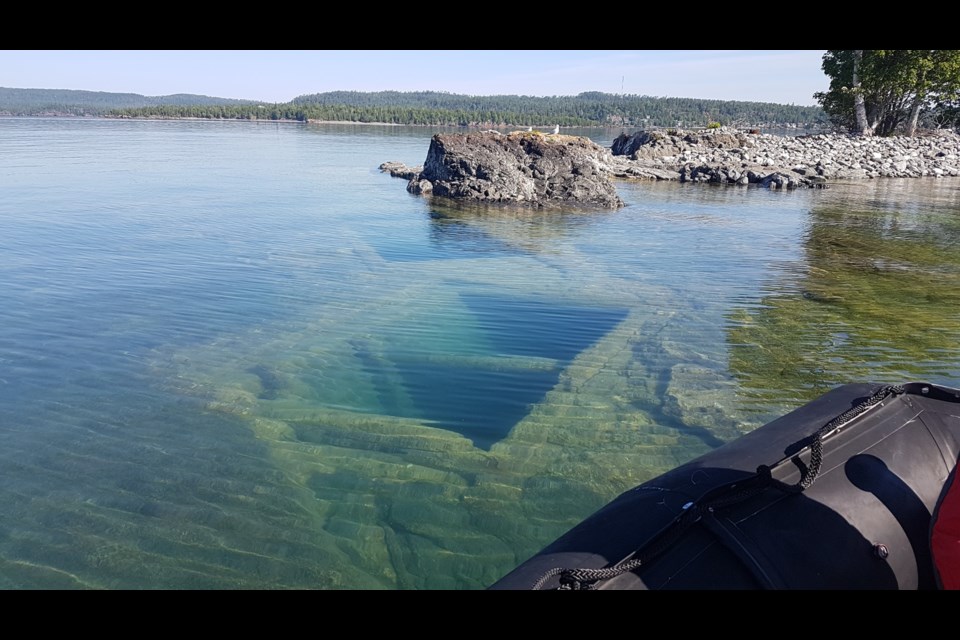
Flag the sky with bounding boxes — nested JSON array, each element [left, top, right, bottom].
[[0, 50, 830, 106]]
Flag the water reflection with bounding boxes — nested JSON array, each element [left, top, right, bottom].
[[427, 200, 604, 256], [426, 215, 526, 260], [727, 180, 960, 414]]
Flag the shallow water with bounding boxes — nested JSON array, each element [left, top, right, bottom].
[[1, 118, 959, 589]]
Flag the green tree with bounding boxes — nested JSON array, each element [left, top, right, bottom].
[[815, 50, 960, 136], [900, 50, 960, 136]]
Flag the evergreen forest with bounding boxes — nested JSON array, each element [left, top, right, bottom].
[[1, 87, 829, 129]]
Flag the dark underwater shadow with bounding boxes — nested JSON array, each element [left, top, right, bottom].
[[353, 292, 628, 450]]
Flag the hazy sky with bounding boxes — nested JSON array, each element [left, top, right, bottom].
[[1, 50, 830, 106]]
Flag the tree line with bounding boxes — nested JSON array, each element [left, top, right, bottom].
[[0, 87, 255, 116], [105, 91, 827, 128], [0, 88, 828, 128]]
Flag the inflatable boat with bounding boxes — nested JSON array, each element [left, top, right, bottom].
[[489, 382, 960, 590]]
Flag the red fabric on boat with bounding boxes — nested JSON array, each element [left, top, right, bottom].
[[932, 461, 960, 590]]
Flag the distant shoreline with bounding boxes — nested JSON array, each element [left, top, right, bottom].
[[0, 114, 610, 129], [1, 115, 823, 135]]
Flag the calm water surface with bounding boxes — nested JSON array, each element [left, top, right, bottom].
[[1, 118, 959, 589]]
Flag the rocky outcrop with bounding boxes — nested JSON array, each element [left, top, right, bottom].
[[611, 127, 960, 188], [384, 127, 960, 200], [612, 129, 751, 159], [381, 130, 623, 209]]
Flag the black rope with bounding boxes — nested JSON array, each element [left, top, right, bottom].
[[789, 383, 904, 492], [530, 474, 774, 590], [529, 383, 905, 590]]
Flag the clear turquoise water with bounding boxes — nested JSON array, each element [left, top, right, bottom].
[[1, 117, 959, 589]]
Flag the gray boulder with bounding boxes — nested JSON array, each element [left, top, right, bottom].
[[389, 131, 624, 209]]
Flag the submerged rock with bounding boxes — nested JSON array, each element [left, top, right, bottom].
[[378, 161, 421, 181]]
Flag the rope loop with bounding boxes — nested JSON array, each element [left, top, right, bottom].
[[527, 384, 906, 590]]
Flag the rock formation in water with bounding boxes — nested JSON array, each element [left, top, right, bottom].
[[384, 127, 960, 196], [381, 130, 623, 209]]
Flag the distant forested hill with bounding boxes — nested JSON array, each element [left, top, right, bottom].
[[0, 87, 255, 116], [3, 87, 829, 128], [292, 90, 827, 127], [111, 91, 827, 128]]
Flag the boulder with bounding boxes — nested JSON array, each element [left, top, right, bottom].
[[388, 131, 623, 209]]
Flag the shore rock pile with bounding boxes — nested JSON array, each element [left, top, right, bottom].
[[608, 127, 960, 188], [381, 130, 623, 209]]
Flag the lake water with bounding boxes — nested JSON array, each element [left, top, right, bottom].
[[1, 117, 959, 589]]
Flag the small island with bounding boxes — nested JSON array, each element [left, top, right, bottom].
[[381, 129, 624, 209]]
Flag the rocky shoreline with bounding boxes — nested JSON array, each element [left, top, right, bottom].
[[382, 127, 960, 208], [606, 127, 960, 188]]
